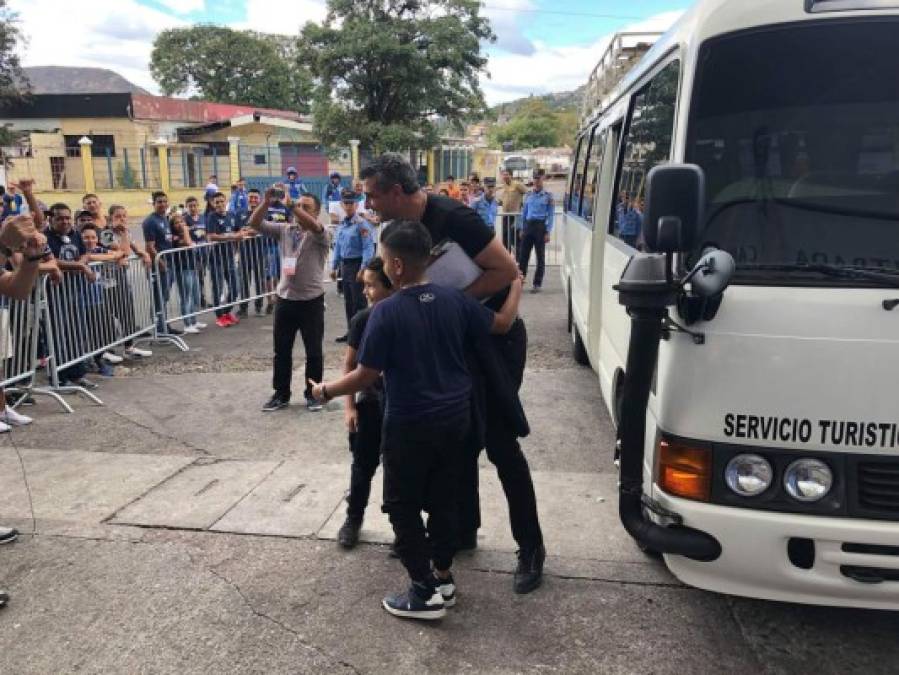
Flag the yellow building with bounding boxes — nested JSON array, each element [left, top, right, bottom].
[[0, 93, 350, 193]]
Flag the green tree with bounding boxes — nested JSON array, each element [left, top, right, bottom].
[[0, 0, 29, 149], [488, 99, 575, 149], [150, 26, 312, 112], [300, 0, 495, 153]]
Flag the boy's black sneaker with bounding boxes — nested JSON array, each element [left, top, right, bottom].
[[0, 527, 18, 545], [0, 589, 7, 608], [434, 573, 456, 608], [382, 582, 445, 620], [262, 393, 290, 412], [335, 334, 348, 343], [514, 543, 546, 594], [337, 517, 361, 549]]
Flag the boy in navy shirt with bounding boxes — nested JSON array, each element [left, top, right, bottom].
[[311, 220, 522, 621], [206, 191, 249, 326]]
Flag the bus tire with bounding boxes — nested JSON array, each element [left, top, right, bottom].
[[572, 323, 589, 366], [566, 286, 573, 334]]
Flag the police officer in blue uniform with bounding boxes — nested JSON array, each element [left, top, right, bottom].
[[518, 170, 554, 293], [472, 177, 499, 230], [330, 188, 374, 342]]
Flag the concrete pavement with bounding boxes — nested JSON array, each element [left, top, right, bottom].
[[1, 274, 897, 674]]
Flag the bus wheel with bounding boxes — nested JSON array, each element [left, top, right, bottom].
[[572, 323, 589, 366]]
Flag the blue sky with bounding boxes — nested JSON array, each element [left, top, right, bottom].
[[16, 0, 689, 104]]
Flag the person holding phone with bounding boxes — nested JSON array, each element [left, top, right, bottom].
[[246, 189, 330, 413]]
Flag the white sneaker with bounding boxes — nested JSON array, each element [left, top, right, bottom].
[[183, 325, 200, 334], [0, 421, 10, 433], [102, 351, 124, 364], [0, 407, 31, 427], [125, 346, 153, 358], [194, 322, 208, 329]]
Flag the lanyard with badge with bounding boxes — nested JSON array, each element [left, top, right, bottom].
[[281, 225, 303, 277]]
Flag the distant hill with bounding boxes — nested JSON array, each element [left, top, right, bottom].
[[491, 85, 585, 118], [22, 66, 150, 95]]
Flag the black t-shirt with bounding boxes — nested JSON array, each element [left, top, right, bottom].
[[347, 306, 382, 403], [421, 193, 506, 311], [45, 228, 86, 262]]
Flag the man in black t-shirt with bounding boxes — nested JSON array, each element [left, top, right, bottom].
[[361, 153, 546, 594]]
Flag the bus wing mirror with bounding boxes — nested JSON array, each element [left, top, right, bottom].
[[643, 164, 705, 253], [689, 248, 735, 298]]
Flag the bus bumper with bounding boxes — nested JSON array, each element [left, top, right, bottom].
[[655, 490, 899, 610]]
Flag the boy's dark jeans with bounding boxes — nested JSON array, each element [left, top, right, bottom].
[[382, 407, 470, 583], [346, 397, 383, 520], [272, 294, 325, 400]]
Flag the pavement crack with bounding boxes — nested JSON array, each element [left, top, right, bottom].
[[189, 550, 361, 675], [105, 406, 212, 456], [724, 596, 776, 674]]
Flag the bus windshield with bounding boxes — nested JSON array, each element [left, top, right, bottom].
[[686, 20, 899, 283]]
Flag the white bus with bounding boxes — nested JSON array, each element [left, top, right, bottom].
[[561, 0, 899, 610]]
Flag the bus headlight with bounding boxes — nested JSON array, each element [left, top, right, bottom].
[[784, 459, 833, 503], [724, 454, 773, 497]]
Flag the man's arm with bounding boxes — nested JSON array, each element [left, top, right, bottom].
[[0, 257, 39, 300], [309, 365, 380, 403], [343, 346, 359, 432], [466, 238, 519, 300], [490, 277, 523, 335], [17, 180, 43, 228], [546, 195, 555, 233]]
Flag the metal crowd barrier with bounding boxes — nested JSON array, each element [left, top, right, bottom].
[[497, 208, 563, 268], [40, 256, 163, 405], [153, 235, 278, 338]]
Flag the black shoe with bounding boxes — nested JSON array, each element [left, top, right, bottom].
[[0, 589, 7, 608], [0, 527, 18, 545], [514, 543, 546, 594], [456, 530, 478, 551], [338, 517, 362, 549], [305, 397, 324, 412], [434, 573, 456, 608], [262, 393, 290, 412], [529, 285, 542, 294], [382, 582, 445, 620], [335, 334, 348, 343]]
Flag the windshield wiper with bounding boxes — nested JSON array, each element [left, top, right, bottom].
[[737, 263, 899, 287]]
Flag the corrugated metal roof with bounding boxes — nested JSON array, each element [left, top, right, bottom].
[[131, 95, 305, 124]]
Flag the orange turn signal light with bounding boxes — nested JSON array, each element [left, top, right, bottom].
[[657, 440, 712, 502]]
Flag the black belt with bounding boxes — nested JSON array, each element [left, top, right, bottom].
[[342, 257, 363, 263]]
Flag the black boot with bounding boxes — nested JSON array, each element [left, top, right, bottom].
[[338, 516, 362, 549], [513, 543, 546, 594]]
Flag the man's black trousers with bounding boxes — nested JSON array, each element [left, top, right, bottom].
[[382, 408, 470, 583], [340, 258, 365, 330], [518, 219, 547, 288], [346, 397, 383, 520], [272, 294, 324, 401], [458, 318, 543, 550]]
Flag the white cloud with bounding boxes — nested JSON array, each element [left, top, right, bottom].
[[483, 0, 537, 56], [11, 0, 186, 94], [482, 10, 685, 105]]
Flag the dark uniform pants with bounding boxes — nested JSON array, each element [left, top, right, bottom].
[[340, 258, 365, 329], [347, 397, 383, 520], [458, 318, 543, 550], [518, 219, 547, 288], [382, 408, 470, 583], [272, 294, 325, 401]]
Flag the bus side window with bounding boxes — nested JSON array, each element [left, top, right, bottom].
[[611, 59, 680, 245], [581, 128, 607, 224], [568, 135, 589, 215], [566, 136, 585, 214]]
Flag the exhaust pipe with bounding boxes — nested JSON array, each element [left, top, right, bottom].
[[615, 254, 721, 562]]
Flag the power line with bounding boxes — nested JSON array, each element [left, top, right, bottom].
[[480, 3, 644, 20]]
